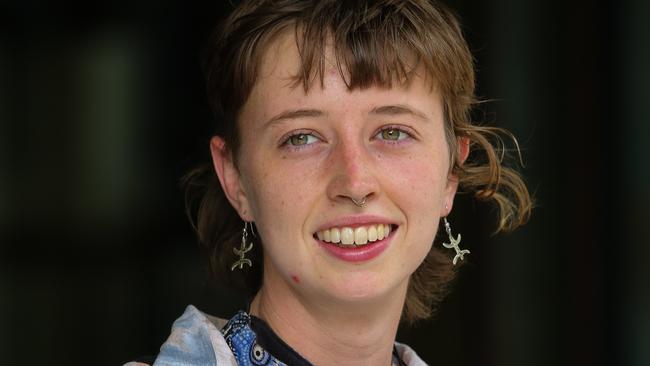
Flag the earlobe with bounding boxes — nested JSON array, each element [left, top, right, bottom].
[[210, 136, 253, 221]]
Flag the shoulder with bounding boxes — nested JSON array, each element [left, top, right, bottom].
[[395, 342, 429, 366], [125, 305, 238, 366]]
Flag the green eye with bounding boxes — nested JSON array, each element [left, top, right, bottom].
[[379, 128, 406, 141], [288, 133, 318, 146]]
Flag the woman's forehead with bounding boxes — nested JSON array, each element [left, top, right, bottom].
[[255, 32, 306, 89], [254, 30, 438, 96]]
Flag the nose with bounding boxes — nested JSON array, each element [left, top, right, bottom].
[[325, 137, 380, 206]]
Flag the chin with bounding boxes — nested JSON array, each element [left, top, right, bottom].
[[325, 271, 403, 304]]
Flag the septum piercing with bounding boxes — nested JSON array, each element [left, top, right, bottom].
[[350, 196, 367, 207]]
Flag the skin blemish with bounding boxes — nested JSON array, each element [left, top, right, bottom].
[[291, 275, 300, 284]]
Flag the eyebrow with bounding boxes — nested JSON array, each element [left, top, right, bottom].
[[262, 104, 429, 128], [370, 105, 430, 122], [264, 109, 325, 128]]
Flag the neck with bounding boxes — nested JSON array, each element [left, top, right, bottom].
[[249, 267, 408, 366]]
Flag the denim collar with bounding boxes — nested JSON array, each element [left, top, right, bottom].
[[152, 305, 428, 366]]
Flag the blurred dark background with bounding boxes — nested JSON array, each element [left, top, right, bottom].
[[1, 0, 648, 365]]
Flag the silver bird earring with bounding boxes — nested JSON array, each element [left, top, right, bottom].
[[231, 222, 254, 271], [442, 217, 470, 265]]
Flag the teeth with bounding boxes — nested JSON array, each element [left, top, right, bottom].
[[316, 224, 393, 246], [330, 228, 341, 243], [354, 227, 368, 245], [377, 224, 385, 240], [341, 227, 354, 245], [368, 225, 377, 241]]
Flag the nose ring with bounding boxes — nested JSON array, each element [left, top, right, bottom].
[[350, 196, 367, 207]]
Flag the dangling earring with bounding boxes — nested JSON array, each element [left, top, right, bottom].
[[442, 217, 470, 265], [231, 222, 254, 271]]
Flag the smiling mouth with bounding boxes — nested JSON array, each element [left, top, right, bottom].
[[314, 224, 397, 247]]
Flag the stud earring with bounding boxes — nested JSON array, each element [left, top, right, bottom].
[[442, 217, 470, 265], [231, 222, 254, 271]]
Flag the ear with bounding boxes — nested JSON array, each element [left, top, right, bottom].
[[442, 136, 470, 216], [457, 136, 470, 165], [210, 136, 254, 221]]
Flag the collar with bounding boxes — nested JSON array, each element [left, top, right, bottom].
[[153, 305, 428, 366]]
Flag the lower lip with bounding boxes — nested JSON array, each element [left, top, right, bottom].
[[317, 229, 394, 263]]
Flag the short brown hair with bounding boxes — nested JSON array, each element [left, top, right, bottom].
[[185, 0, 532, 323]]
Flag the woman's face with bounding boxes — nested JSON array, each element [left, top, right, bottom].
[[213, 34, 460, 306]]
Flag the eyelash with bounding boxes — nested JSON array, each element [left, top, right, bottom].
[[279, 126, 414, 151], [375, 126, 414, 143], [280, 130, 322, 151]]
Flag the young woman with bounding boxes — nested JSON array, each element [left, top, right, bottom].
[[129, 1, 531, 365]]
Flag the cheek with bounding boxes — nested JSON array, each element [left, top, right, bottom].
[[258, 169, 315, 216], [244, 167, 312, 277], [388, 156, 444, 267], [382, 150, 449, 256], [244, 158, 308, 216], [385, 152, 448, 210], [240, 157, 318, 255]]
